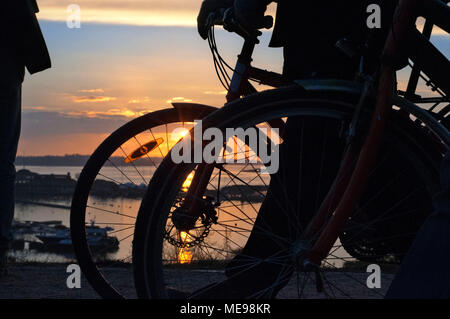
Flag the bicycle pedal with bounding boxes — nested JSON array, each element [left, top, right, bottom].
[[303, 259, 324, 293], [314, 268, 324, 293]]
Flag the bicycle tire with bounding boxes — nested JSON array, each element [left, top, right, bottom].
[[70, 106, 215, 299], [133, 86, 447, 298]]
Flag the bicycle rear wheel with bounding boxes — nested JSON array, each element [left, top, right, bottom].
[[133, 86, 446, 298], [70, 105, 214, 298]]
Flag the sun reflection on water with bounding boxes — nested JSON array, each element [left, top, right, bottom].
[[177, 231, 193, 264]]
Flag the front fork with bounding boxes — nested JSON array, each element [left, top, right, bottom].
[[177, 40, 257, 226]]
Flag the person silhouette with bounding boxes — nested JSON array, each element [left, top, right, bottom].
[[0, 0, 51, 276], [386, 150, 450, 298], [197, 0, 381, 298], [197, 0, 450, 299]]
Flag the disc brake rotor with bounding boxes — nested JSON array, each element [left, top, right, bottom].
[[164, 195, 218, 248]]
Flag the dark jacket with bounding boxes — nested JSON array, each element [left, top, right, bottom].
[[1, 0, 51, 86], [264, 1, 398, 79], [270, 0, 378, 48]]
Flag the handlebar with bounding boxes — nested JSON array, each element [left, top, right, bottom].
[[207, 8, 273, 43]]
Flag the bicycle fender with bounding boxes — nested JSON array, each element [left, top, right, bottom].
[[171, 102, 218, 121], [294, 79, 450, 147], [294, 79, 364, 97]]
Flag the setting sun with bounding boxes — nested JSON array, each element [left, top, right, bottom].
[[177, 231, 193, 264], [178, 129, 189, 138]]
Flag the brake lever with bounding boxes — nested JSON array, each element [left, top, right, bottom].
[[222, 8, 261, 43], [206, 8, 263, 44]]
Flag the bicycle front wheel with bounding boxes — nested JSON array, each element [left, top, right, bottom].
[[70, 105, 215, 298], [133, 86, 446, 299]]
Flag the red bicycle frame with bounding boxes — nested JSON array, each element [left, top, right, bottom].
[[181, 0, 450, 266], [307, 0, 450, 264]]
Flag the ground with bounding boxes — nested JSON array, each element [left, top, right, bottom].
[[0, 263, 393, 299], [0, 264, 135, 299]]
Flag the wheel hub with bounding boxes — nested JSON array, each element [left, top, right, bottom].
[[165, 195, 218, 248]]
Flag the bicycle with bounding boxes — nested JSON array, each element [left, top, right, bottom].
[[69, 99, 219, 298], [132, 0, 450, 298]]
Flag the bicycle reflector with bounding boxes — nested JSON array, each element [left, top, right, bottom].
[[124, 138, 164, 163]]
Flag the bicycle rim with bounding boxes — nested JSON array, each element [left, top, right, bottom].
[[133, 88, 444, 299], [70, 107, 214, 298]]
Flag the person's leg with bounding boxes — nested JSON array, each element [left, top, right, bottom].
[[385, 150, 450, 298], [0, 85, 21, 260], [217, 116, 344, 298], [282, 40, 356, 81], [216, 37, 354, 298], [221, 120, 316, 298]]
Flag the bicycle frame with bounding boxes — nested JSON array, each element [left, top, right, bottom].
[[307, 0, 450, 265], [181, 35, 284, 221], [181, 0, 450, 267]]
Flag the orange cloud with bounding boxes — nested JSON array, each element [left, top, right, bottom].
[[203, 90, 227, 95], [23, 106, 53, 111], [65, 108, 139, 119], [166, 97, 193, 104], [78, 88, 105, 93], [36, 1, 278, 28], [38, 6, 197, 27], [128, 97, 151, 104], [72, 96, 117, 103]]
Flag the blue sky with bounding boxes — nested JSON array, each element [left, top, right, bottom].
[[20, 19, 282, 155], [19, 2, 449, 155]]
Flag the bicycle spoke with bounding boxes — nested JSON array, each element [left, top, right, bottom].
[[86, 205, 136, 219], [106, 158, 137, 186], [119, 145, 147, 185]]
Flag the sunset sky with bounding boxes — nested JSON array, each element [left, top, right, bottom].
[[19, 0, 449, 155]]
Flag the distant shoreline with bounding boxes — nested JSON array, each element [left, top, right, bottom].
[[15, 155, 261, 167], [16, 155, 162, 167]]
